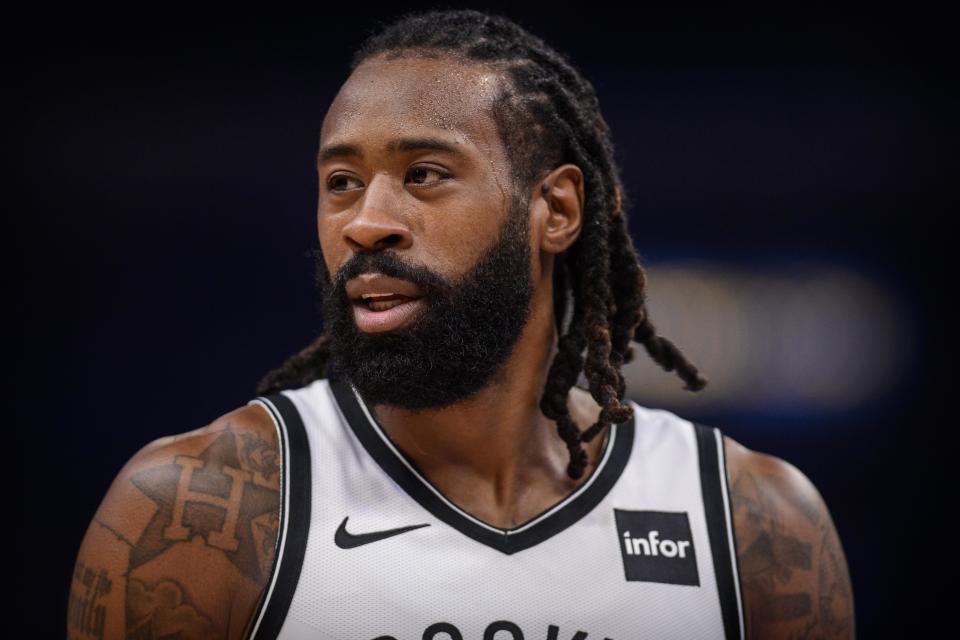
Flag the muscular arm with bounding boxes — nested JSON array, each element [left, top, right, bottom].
[[724, 436, 855, 640], [67, 404, 281, 640]]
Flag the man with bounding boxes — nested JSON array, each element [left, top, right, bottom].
[[68, 9, 855, 640]]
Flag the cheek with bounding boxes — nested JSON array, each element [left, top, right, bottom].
[[429, 192, 512, 267], [423, 217, 494, 276]]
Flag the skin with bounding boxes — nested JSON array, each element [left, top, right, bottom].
[[67, 53, 854, 639]]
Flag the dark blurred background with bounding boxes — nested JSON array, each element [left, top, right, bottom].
[[12, 5, 950, 638]]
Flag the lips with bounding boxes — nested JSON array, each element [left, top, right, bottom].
[[346, 273, 426, 333], [352, 297, 425, 333], [346, 273, 424, 302]]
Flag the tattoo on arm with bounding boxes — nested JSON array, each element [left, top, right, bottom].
[[127, 425, 280, 583], [68, 560, 113, 640], [239, 431, 281, 485], [730, 455, 855, 639], [124, 424, 281, 639], [125, 578, 222, 640], [72, 420, 281, 640]]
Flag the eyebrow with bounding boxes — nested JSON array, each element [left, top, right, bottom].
[[317, 137, 463, 164]]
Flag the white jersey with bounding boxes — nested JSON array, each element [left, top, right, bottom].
[[245, 373, 745, 640]]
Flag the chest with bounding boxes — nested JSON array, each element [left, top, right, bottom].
[[247, 379, 744, 640]]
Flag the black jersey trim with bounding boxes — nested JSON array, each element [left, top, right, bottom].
[[328, 373, 635, 555], [694, 423, 745, 640], [717, 426, 747, 639], [247, 393, 311, 640]]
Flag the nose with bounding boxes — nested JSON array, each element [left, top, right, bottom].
[[341, 173, 413, 252]]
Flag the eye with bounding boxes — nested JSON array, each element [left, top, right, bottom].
[[406, 165, 450, 187], [327, 174, 363, 193]]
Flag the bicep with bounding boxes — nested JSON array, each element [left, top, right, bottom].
[[725, 437, 855, 639]]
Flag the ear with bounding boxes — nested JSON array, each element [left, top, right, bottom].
[[531, 163, 585, 255]]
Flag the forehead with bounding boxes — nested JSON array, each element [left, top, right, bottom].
[[320, 54, 508, 164]]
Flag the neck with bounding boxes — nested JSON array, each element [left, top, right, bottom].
[[370, 277, 608, 528]]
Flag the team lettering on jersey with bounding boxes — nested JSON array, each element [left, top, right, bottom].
[[372, 621, 611, 640]]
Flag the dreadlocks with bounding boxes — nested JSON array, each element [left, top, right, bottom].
[[257, 9, 707, 479]]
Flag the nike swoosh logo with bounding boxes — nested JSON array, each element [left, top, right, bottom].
[[334, 516, 430, 549]]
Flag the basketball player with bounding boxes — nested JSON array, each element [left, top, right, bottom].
[[67, 10, 855, 640]]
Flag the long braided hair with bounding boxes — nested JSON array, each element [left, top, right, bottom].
[[257, 9, 707, 479]]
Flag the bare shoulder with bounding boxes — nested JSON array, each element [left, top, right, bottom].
[[67, 403, 281, 640], [723, 434, 856, 640]]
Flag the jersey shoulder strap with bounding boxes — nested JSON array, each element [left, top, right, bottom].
[[693, 421, 746, 640], [245, 391, 312, 640]]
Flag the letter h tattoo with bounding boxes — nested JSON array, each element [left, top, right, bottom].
[[163, 455, 253, 551]]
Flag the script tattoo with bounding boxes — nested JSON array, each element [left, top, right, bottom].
[[128, 426, 280, 582], [68, 560, 112, 640], [729, 449, 854, 639]]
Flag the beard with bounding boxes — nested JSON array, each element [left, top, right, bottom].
[[316, 195, 535, 410]]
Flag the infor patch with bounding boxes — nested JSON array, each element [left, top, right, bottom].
[[614, 509, 700, 586]]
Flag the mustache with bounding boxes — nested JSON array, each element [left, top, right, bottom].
[[314, 248, 450, 299]]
